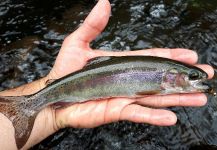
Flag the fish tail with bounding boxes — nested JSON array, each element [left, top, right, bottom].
[[0, 96, 37, 149]]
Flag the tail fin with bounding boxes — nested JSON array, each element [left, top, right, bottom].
[[0, 96, 37, 149]]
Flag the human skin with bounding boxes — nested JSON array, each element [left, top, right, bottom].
[[0, 0, 214, 149]]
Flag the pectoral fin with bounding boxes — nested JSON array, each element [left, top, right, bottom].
[[136, 90, 161, 95]]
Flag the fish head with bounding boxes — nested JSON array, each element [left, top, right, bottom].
[[162, 65, 211, 94]]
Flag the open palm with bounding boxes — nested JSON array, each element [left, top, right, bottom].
[[20, 0, 214, 149], [46, 0, 213, 129]]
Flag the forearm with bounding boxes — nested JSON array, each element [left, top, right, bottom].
[[0, 77, 48, 96]]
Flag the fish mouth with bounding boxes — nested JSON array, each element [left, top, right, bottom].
[[189, 79, 211, 92]]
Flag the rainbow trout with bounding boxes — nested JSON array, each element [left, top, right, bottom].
[[0, 56, 212, 148]]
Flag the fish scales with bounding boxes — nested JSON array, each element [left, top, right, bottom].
[[0, 56, 211, 149]]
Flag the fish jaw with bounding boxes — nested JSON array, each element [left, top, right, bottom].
[[161, 76, 212, 94], [189, 79, 211, 93], [169, 80, 211, 94]]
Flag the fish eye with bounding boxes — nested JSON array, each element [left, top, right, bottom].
[[189, 70, 200, 80]]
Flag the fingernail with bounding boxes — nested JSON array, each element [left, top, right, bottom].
[[154, 111, 177, 126], [175, 49, 198, 63], [198, 94, 207, 106], [180, 93, 207, 106], [160, 112, 177, 126], [166, 113, 177, 124]]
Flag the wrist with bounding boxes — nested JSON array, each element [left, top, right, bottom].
[[0, 75, 59, 149], [23, 106, 58, 149], [0, 76, 49, 96]]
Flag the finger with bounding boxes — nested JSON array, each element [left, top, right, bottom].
[[120, 104, 177, 126], [66, 0, 111, 47], [93, 48, 198, 64], [55, 98, 133, 128], [135, 93, 207, 108], [195, 64, 214, 79]]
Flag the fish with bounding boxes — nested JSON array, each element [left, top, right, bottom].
[[0, 56, 213, 149]]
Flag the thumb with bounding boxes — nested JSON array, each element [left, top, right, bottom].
[[66, 0, 111, 47]]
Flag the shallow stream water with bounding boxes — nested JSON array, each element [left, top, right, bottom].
[[1, 0, 217, 149]]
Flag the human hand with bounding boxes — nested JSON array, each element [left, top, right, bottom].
[[25, 0, 214, 148], [46, 0, 214, 128], [0, 0, 214, 149]]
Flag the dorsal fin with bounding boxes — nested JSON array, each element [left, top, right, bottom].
[[45, 79, 56, 86], [85, 56, 112, 67]]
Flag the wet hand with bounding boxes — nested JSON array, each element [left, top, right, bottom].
[[46, 0, 214, 129], [0, 0, 214, 149]]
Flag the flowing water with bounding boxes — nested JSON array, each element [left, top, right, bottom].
[[1, 0, 217, 149]]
